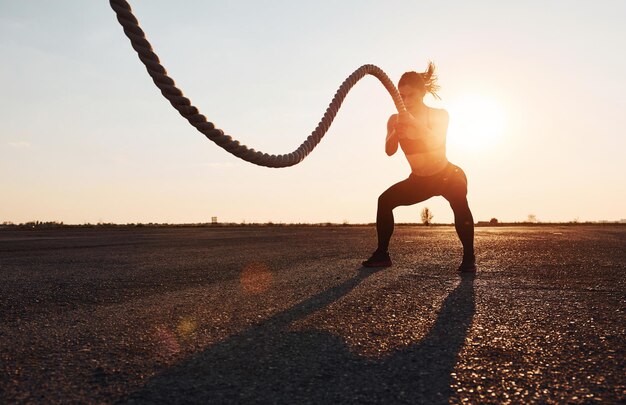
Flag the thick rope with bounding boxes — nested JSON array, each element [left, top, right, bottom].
[[110, 0, 406, 168]]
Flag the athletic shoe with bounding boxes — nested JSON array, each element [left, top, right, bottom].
[[458, 257, 477, 273], [362, 250, 392, 268]]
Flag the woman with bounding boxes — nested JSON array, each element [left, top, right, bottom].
[[362, 62, 476, 272]]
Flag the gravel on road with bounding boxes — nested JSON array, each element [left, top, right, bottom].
[[0, 225, 624, 403]]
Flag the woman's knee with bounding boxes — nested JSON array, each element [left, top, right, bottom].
[[449, 197, 471, 215], [377, 192, 395, 211]]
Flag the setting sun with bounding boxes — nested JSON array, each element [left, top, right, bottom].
[[446, 95, 507, 151]]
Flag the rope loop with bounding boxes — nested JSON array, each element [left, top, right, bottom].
[[110, 0, 406, 168]]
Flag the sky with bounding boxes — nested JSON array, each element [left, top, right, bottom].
[[1, 0, 625, 224]]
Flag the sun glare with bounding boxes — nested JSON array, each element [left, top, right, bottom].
[[446, 95, 507, 151]]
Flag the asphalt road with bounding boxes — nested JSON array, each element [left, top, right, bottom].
[[0, 225, 624, 403]]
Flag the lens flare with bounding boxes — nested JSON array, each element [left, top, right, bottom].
[[240, 262, 273, 294], [153, 326, 180, 358], [176, 316, 197, 338]]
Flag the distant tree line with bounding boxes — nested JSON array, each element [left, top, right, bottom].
[[1, 220, 623, 229]]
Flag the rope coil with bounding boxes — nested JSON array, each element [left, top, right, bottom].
[[110, 0, 406, 168]]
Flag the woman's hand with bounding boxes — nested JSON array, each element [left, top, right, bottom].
[[397, 111, 431, 139], [396, 111, 415, 126], [395, 111, 417, 138]]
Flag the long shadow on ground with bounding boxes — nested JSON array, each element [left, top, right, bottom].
[[122, 269, 475, 404]]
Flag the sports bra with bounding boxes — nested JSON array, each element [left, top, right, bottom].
[[398, 109, 437, 155]]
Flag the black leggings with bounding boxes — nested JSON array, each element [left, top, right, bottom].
[[376, 163, 474, 260]]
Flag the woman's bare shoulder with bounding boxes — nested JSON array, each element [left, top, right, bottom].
[[429, 107, 449, 122], [387, 113, 398, 128]]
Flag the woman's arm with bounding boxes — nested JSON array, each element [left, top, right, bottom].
[[385, 114, 399, 156]]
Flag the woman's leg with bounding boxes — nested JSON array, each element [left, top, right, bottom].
[[442, 166, 475, 263], [449, 197, 475, 262], [376, 176, 431, 252]]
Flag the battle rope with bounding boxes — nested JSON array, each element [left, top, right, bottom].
[[110, 0, 406, 168]]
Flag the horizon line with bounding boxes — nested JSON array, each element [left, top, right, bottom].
[[2, 220, 626, 229]]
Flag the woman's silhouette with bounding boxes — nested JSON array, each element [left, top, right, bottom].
[[362, 62, 476, 272]]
